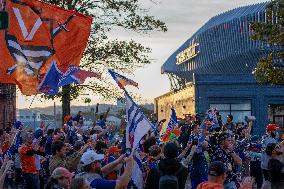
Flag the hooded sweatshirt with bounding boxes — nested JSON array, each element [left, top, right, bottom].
[[145, 158, 188, 189]]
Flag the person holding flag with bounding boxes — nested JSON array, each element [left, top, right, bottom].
[[109, 69, 155, 189]]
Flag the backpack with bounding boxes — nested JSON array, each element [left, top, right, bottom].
[[157, 166, 183, 189]]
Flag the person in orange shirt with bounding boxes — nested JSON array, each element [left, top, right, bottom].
[[19, 131, 45, 189]]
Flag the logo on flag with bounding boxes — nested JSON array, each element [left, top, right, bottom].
[[108, 69, 138, 89]]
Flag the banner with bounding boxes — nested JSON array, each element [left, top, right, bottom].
[[0, 0, 92, 95]]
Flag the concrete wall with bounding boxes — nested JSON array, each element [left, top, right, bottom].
[[154, 84, 195, 122]]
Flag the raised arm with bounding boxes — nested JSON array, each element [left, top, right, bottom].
[[101, 154, 126, 176]]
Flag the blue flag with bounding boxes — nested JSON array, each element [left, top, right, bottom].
[[39, 63, 100, 95], [166, 106, 177, 131], [38, 61, 62, 95], [58, 66, 100, 87]]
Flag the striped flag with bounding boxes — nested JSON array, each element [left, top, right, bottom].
[[38, 62, 100, 95], [166, 106, 177, 131], [58, 66, 100, 87], [108, 69, 138, 89], [125, 92, 153, 189]]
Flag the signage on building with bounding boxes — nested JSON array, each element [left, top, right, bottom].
[[176, 41, 199, 65]]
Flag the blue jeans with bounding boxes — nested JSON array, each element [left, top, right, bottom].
[[191, 175, 208, 189], [23, 173, 39, 189]]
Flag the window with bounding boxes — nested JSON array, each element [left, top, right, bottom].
[[19, 116, 24, 119], [210, 103, 251, 123], [26, 116, 30, 119]]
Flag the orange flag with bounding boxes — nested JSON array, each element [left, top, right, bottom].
[[0, 0, 92, 95]]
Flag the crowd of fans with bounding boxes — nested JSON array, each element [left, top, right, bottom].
[[0, 105, 283, 189]]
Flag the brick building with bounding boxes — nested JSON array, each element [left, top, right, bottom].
[[0, 84, 16, 129]]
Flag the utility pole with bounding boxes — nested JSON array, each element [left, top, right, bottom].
[[54, 102, 56, 127]]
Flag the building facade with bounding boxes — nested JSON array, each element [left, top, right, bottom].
[[0, 84, 16, 129], [16, 109, 41, 129], [155, 3, 284, 135]]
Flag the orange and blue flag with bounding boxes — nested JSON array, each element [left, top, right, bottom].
[[108, 69, 138, 89], [0, 0, 92, 95]]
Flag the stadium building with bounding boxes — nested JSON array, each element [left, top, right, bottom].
[[155, 3, 284, 135]]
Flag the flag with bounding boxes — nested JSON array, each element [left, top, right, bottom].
[[125, 92, 154, 189], [166, 106, 177, 131], [38, 62, 100, 95], [38, 61, 62, 95], [0, 0, 92, 95], [125, 92, 153, 150], [108, 69, 138, 89], [58, 65, 100, 87]]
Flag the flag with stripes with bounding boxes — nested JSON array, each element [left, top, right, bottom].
[[125, 92, 154, 189], [38, 62, 101, 95], [58, 66, 101, 87], [166, 106, 177, 131], [108, 69, 138, 89], [0, 0, 92, 95]]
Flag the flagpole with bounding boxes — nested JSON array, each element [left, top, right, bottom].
[[28, 94, 38, 109]]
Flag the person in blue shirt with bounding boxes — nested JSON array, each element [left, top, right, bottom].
[[76, 150, 133, 189]]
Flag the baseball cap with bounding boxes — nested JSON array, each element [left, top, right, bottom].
[[108, 146, 121, 154], [51, 167, 74, 179], [209, 161, 227, 176], [80, 150, 104, 166], [266, 124, 278, 132]]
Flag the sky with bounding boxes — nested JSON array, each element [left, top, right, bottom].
[[17, 0, 267, 109]]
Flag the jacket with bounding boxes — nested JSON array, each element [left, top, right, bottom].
[[145, 158, 188, 189]]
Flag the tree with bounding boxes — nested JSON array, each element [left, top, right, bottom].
[[41, 0, 167, 121], [251, 0, 284, 84]]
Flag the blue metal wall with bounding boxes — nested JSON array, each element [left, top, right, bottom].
[[194, 74, 284, 135], [162, 3, 282, 81]]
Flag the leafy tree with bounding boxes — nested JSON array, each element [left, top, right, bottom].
[[41, 0, 167, 121], [251, 0, 284, 84]]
